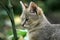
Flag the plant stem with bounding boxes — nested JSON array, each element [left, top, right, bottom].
[[7, 0, 18, 40]]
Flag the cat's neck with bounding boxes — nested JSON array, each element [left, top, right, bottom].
[[42, 13, 51, 24], [29, 13, 51, 33], [37, 7, 51, 24]]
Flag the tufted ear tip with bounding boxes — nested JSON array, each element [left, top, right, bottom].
[[20, 1, 22, 4], [20, 1, 23, 6]]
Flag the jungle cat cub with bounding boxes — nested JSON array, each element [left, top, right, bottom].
[[20, 1, 60, 40]]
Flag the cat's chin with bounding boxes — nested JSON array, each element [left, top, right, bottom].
[[24, 25, 30, 27], [20, 25, 30, 30]]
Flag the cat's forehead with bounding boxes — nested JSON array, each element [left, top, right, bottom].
[[24, 9, 36, 16]]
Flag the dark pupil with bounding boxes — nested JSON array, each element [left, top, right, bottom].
[[26, 18, 28, 21]]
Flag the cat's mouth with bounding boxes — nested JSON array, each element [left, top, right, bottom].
[[23, 24, 30, 27], [21, 21, 30, 28], [21, 24, 31, 30], [21, 21, 29, 28]]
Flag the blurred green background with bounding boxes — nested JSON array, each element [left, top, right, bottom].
[[0, 0, 60, 40]]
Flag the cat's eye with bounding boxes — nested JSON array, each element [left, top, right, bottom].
[[26, 18, 29, 21]]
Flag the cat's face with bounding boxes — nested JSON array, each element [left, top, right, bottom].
[[20, 1, 43, 30]]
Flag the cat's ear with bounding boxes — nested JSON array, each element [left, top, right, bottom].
[[28, 2, 43, 15], [28, 2, 37, 13], [20, 1, 28, 11]]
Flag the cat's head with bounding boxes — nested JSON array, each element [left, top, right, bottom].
[[20, 1, 44, 30]]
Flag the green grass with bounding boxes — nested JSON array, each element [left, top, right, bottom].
[[7, 29, 27, 40]]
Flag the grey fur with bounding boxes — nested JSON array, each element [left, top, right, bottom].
[[20, 1, 60, 40]]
